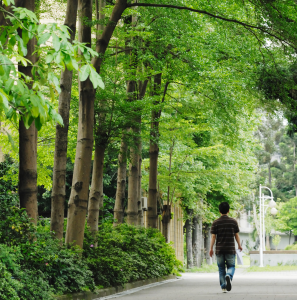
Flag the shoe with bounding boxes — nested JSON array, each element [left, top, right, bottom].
[[222, 289, 227, 293], [225, 275, 232, 291]]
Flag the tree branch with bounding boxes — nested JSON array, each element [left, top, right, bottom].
[[126, 2, 296, 48]]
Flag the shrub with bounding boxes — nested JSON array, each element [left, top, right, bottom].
[[285, 242, 297, 250], [0, 261, 22, 300], [83, 224, 182, 287]]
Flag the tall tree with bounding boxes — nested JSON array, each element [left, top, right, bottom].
[[65, 0, 94, 247], [51, 0, 79, 239], [87, 0, 107, 234], [17, 0, 38, 224]]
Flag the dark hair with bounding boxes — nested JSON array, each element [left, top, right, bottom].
[[219, 202, 230, 214]]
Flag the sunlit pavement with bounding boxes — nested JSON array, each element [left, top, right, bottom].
[[111, 269, 297, 300]]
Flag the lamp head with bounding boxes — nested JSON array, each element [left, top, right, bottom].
[[268, 199, 276, 208], [270, 207, 278, 215]]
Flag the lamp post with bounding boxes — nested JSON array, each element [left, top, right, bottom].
[[259, 184, 278, 267]]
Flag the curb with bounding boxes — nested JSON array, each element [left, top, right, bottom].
[[55, 274, 178, 300]]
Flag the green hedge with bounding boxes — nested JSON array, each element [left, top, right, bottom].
[[0, 195, 181, 299]]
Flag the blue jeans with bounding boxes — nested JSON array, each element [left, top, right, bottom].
[[216, 254, 235, 289]]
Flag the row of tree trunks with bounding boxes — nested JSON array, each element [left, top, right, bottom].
[[50, 0, 79, 239], [205, 225, 213, 265], [65, 0, 94, 247], [18, 0, 38, 225], [64, 0, 127, 247]]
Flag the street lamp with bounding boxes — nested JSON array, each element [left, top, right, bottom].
[[259, 184, 278, 267]]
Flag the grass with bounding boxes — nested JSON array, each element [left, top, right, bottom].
[[247, 265, 297, 272], [186, 263, 218, 273]]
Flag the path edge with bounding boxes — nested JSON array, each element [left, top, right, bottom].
[[55, 274, 177, 300]]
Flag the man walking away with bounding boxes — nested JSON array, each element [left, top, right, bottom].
[[209, 202, 242, 293]]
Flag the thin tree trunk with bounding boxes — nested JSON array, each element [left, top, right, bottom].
[[192, 214, 203, 267], [186, 217, 193, 269], [114, 133, 128, 225], [268, 163, 271, 186], [18, 0, 38, 224], [162, 205, 171, 242], [266, 234, 270, 250], [205, 225, 213, 265], [87, 143, 106, 231], [65, 0, 94, 248], [162, 141, 173, 241], [147, 74, 162, 228], [51, 0, 79, 239], [137, 140, 143, 226]]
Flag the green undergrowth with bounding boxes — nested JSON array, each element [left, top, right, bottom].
[[186, 263, 218, 273], [285, 243, 297, 250], [0, 193, 181, 299], [248, 265, 297, 272]]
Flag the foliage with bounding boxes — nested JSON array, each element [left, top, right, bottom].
[[83, 224, 182, 287], [276, 197, 297, 235], [272, 235, 281, 250], [285, 243, 297, 250]]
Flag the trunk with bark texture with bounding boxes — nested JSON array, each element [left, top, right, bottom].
[[266, 234, 270, 250], [113, 133, 128, 225], [186, 218, 193, 269], [126, 78, 139, 225], [205, 225, 213, 265], [51, 0, 79, 239], [162, 205, 171, 242], [137, 141, 143, 226], [192, 215, 203, 267], [87, 143, 106, 231], [18, 0, 38, 224], [147, 74, 162, 228], [65, 0, 94, 248], [87, 0, 107, 234]]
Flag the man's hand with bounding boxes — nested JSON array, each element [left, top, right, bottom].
[[209, 249, 214, 257], [238, 245, 243, 252]]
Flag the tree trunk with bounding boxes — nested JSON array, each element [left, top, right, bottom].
[[65, 0, 94, 248], [266, 234, 270, 250], [113, 133, 128, 225], [192, 215, 203, 267], [268, 163, 272, 186], [87, 144, 106, 231], [51, 0, 79, 240], [147, 74, 162, 228], [18, 0, 38, 224], [162, 205, 171, 242], [205, 225, 213, 265], [137, 140, 143, 226], [186, 218, 193, 269]]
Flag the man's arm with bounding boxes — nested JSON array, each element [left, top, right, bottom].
[[209, 234, 216, 257], [235, 233, 243, 251]]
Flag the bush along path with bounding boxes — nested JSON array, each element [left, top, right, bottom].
[[0, 196, 181, 299]]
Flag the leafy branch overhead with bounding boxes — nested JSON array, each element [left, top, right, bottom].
[[0, 1, 104, 130]]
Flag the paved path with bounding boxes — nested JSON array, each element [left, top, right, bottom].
[[107, 269, 297, 300]]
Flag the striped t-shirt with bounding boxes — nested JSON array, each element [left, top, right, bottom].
[[210, 215, 239, 255]]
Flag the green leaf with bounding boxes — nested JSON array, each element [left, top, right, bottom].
[[0, 88, 9, 112], [64, 54, 73, 71], [37, 24, 46, 35], [4, 78, 14, 93], [22, 30, 29, 46], [9, 35, 16, 47], [35, 116, 42, 131], [79, 65, 90, 82], [89, 67, 105, 89], [0, 65, 4, 76], [17, 37, 27, 56], [46, 54, 54, 64], [52, 34, 60, 51], [37, 32, 51, 46], [0, 29, 7, 46]]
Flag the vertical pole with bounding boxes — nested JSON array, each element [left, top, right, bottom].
[[259, 185, 263, 267], [263, 194, 266, 251]]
